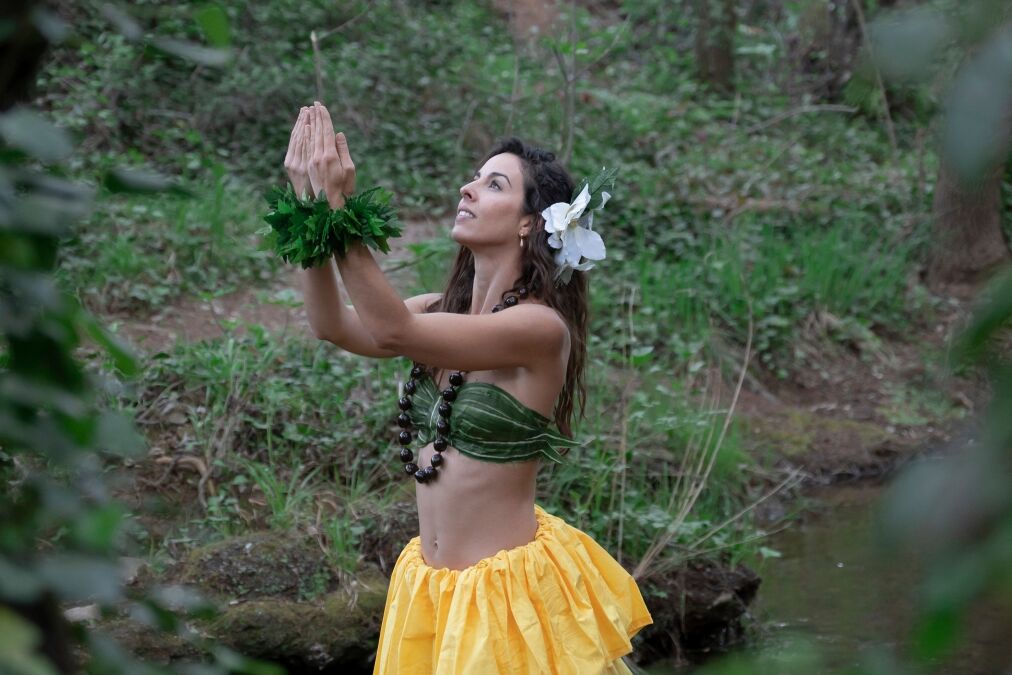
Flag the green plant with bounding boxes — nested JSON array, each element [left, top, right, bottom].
[[324, 513, 366, 576], [56, 165, 278, 315], [241, 459, 320, 531]]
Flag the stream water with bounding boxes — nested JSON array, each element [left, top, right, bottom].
[[650, 472, 1012, 673]]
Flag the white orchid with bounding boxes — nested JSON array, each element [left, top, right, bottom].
[[542, 183, 610, 284]]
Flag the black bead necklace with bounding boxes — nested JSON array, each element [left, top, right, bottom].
[[394, 285, 529, 483]]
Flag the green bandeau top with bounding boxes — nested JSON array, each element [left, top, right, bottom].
[[404, 373, 575, 464]]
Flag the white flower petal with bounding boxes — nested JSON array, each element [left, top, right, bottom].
[[599, 191, 611, 209], [560, 235, 583, 266], [568, 184, 591, 219], [573, 226, 606, 261], [542, 202, 572, 233]]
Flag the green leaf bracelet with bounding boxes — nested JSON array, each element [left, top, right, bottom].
[[259, 183, 403, 268]]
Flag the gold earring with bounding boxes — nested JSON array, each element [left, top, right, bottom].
[[519, 233, 525, 249]]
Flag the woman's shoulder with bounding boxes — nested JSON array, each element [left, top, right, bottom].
[[517, 301, 570, 353], [522, 300, 567, 327]]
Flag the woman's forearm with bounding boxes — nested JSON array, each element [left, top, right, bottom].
[[295, 194, 408, 348], [334, 241, 412, 347], [299, 259, 351, 340]]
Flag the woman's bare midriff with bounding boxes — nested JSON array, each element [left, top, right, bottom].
[[414, 363, 560, 570], [415, 442, 541, 570]]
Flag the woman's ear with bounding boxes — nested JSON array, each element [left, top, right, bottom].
[[519, 213, 535, 237]]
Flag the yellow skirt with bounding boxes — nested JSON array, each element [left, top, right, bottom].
[[373, 504, 653, 674]]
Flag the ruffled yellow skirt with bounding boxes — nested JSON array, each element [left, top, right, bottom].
[[373, 504, 653, 674]]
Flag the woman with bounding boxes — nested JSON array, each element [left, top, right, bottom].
[[284, 102, 652, 674]]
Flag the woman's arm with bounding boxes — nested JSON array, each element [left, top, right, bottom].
[[300, 258, 440, 358], [335, 242, 568, 372], [285, 103, 388, 356], [306, 103, 567, 370]]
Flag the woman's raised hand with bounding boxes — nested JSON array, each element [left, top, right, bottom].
[[308, 101, 356, 208], [284, 107, 311, 198]]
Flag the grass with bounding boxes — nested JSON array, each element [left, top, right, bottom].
[[55, 164, 280, 315]]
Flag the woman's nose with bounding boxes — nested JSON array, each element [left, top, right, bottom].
[[459, 181, 475, 200]]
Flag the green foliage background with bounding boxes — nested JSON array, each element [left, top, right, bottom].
[[3, 0, 1009, 672]]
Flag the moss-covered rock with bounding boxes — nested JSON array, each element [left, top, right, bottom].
[[94, 617, 204, 665], [95, 564, 388, 672], [741, 408, 896, 479], [208, 568, 388, 673], [176, 531, 337, 601]]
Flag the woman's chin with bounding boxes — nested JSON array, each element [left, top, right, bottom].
[[450, 224, 472, 246]]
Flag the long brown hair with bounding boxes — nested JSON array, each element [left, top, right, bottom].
[[424, 137, 589, 441]]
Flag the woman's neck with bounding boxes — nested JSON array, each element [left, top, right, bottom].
[[470, 252, 522, 315]]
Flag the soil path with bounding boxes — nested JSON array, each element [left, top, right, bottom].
[[107, 218, 442, 354]]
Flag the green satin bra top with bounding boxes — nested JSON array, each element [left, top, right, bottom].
[[404, 373, 575, 464]]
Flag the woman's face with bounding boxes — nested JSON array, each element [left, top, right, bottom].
[[453, 152, 531, 249]]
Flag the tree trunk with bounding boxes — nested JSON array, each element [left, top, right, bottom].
[[693, 0, 736, 95], [0, 0, 48, 112], [926, 159, 1012, 288]]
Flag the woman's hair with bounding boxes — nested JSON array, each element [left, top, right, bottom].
[[425, 137, 588, 443]]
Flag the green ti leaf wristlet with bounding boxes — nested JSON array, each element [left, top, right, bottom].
[[258, 184, 403, 268]]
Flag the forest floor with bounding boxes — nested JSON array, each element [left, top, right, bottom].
[[87, 222, 993, 670]]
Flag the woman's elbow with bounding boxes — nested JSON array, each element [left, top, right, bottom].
[[374, 315, 414, 352], [374, 331, 401, 352], [310, 323, 337, 343]]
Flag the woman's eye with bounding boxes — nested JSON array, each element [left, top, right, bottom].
[[491, 180, 501, 190]]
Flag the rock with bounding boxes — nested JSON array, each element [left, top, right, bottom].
[[163, 531, 388, 671], [174, 531, 337, 601], [208, 568, 388, 673], [120, 556, 147, 585], [64, 604, 100, 623], [104, 553, 387, 672], [96, 617, 203, 665], [636, 556, 761, 664], [740, 407, 895, 480]]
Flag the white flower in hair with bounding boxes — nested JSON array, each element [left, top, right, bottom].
[[542, 184, 610, 285]]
